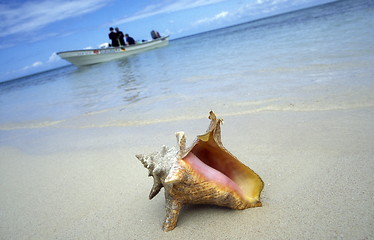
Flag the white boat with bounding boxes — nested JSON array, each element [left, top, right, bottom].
[[57, 36, 169, 66]]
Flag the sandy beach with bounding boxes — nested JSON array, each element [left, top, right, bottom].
[[1, 107, 373, 239]]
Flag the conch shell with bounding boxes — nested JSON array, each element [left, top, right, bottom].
[[136, 111, 264, 231]]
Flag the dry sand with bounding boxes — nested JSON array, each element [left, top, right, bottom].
[[0, 107, 373, 239]]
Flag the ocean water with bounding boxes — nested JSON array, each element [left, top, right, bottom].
[[0, 0, 373, 130]]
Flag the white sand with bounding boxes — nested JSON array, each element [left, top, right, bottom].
[[0, 107, 373, 239]]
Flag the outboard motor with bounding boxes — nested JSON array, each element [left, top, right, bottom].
[[151, 30, 161, 39]]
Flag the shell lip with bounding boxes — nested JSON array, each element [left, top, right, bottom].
[[181, 126, 264, 205], [182, 151, 244, 196]]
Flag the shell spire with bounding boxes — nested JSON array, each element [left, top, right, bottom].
[[136, 145, 178, 199], [136, 111, 264, 231]]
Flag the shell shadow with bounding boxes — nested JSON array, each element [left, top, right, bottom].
[[177, 204, 235, 226]]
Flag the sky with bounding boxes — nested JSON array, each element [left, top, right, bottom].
[[0, 0, 336, 82]]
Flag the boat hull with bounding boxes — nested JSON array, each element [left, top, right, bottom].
[[57, 36, 169, 66]]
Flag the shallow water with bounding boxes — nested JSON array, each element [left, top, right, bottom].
[[0, 0, 373, 130]]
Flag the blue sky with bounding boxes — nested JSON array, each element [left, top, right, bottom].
[[0, 0, 336, 82]]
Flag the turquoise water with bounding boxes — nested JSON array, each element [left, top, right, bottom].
[[0, 0, 373, 130]]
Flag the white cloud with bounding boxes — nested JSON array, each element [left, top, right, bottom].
[[0, 43, 15, 49], [221, 0, 322, 21], [21, 52, 60, 72], [243, 0, 318, 16], [48, 52, 60, 63], [190, 0, 325, 29], [23, 61, 43, 70], [0, 0, 111, 38], [114, 0, 227, 25], [194, 11, 230, 25]]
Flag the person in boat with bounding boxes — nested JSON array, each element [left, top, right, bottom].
[[151, 30, 161, 39], [125, 34, 136, 45], [115, 27, 125, 46], [108, 27, 119, 47]]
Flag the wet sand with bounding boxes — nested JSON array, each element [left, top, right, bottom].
[[0, 107, 373, 239]]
